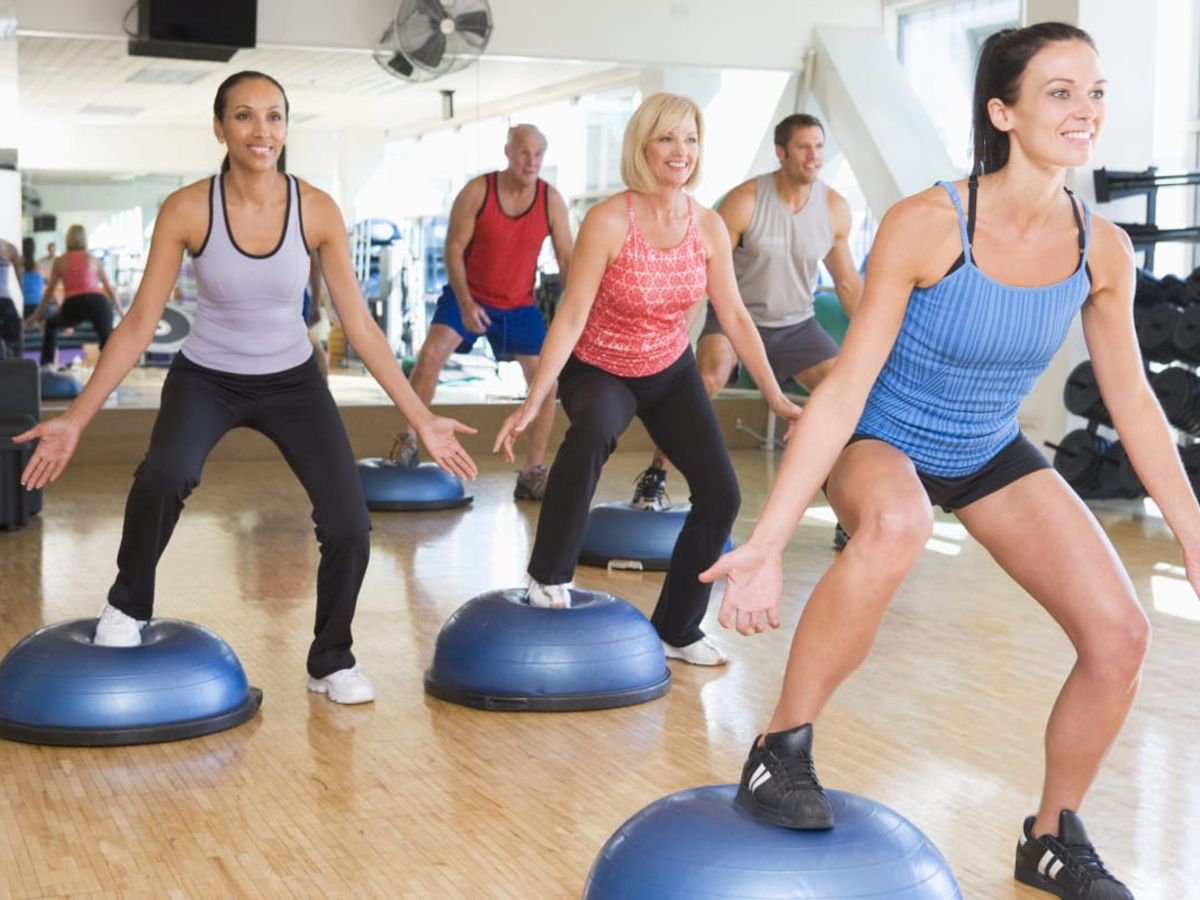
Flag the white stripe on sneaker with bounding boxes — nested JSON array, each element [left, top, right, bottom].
[[748, 763, 771, 792], [1038, 850, 1057, 876], [1048, 859, 1064, 880]]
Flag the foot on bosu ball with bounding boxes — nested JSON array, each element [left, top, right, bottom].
[[357, 459, 472, 511], [0, 619, 263, 746], [40, 370, 83, 401], [425, 588, 671, 711], [584, 786, 961, 899], [578, 503, 732, 571]]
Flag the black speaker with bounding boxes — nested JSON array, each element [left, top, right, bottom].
[[32, 214, 56, 232], [129, 0, 257, 62]]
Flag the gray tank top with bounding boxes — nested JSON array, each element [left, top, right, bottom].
[[181, 174, 312, 374], [732, 175, 833, 328]]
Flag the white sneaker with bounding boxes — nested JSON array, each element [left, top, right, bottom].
[[307, 666, 375, 704], [93, 603, 147, 647], [526, 580, 571, 609], [662, 636, 728, 667]]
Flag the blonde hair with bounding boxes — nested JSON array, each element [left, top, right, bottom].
[[620, 93, 703, 193], [65, 224, 88, 252]]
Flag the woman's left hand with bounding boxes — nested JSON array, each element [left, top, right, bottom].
[[768, 394, 804, 441], [414, 416, 479, 480], [493, 401, 538, 463]]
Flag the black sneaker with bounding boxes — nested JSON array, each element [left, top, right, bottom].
[[734, 723, 834, 829], [1014, 810, 1133, 899], [832, 523, 850, 550], [631, 465, 668, 510]]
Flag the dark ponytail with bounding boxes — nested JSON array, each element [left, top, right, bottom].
[[971, 22, 1096, 175], [213, 70, 290, 174]]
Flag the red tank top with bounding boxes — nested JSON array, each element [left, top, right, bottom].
[[574, 193, 708, 377], [463, 172, 550, 310], [61, 250, 101, 298]]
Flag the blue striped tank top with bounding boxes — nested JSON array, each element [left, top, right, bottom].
[[181, 174, 312, 375], [856, 180, 1092, 477]]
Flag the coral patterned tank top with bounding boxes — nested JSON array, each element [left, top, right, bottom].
[[573, 192, 708, 377]]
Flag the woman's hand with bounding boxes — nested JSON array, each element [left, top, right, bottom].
[[1182, 541, 1200, 602], [13, 416, 83, 489], [767, 393, 804, 441], [699, 541, 783, 635], [413, 415, 478, 480], [493, 401, 539, 464]]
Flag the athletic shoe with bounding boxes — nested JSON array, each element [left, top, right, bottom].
[[526, 580, 571, 609], [631, 465, 668, 510], [513, 465, 549, 501], [93, 602, 147, 647], [662, 636, 728, 666], [833, 523, 850, 551], [1015, 810, 1133, 899], [307, 666, 375, 704], [386, 432, 419, 468], [735, 723, 834, 830]]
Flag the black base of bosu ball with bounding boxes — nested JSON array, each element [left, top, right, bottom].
[[579, 503, 733, 571], [357, 459, 473, 511], [0, 619, 263, 746], [425, 588, 670, 712]]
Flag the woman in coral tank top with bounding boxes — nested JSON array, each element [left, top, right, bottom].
[[496, 93, 801, 666]]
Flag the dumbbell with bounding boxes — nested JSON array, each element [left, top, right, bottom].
[[1151, 366, 1200, 436], [1171, 304, 1200, 365], [1048, 429, 1112, 497], [1063, 360, 1112, 425], [1106, 442, 1146, 500]]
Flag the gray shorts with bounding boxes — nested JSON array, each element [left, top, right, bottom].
[[700, 305, 839, 386]]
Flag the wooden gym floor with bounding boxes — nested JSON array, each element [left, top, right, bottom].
[[1, 444, 1197, 898]]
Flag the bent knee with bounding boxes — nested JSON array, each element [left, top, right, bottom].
[[133, 458, 199, 500], [851, 504, 933, 557], [1082, 604, 1151, 683]]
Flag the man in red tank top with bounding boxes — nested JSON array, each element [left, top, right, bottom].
[[392, 125, 573, 500]]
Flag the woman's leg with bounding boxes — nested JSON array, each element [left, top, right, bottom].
[[107, 362, 242, 619], [39, 311, 61, 366], [527, 360, 637, 585], [251, 358, 371, 680], [637, 359, 740, 648], [954, 469, 1150, 838], [80, 292, 113, 347], [768, 439, 934, 732]]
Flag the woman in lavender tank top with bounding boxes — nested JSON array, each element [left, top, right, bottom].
[[702, 25, 1200, 897], [494, 93, 801, 666], [16, 72, 477, 705]]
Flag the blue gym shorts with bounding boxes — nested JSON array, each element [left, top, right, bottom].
[[431, 285, 547, 359]]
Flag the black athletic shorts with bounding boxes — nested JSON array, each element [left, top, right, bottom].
[[846, 431, 1051, 512]]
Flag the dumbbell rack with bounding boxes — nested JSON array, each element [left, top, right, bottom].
[[1093, 167, 1200, 269]]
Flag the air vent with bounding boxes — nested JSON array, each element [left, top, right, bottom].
[[127, 66, 211, 85]]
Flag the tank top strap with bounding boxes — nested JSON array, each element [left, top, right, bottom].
[[938, 180, 973, 263], [1065, 188, 1092, 263], [287, 175, 309, 253]]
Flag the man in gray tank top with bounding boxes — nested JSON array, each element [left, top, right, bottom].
[[632, 114, 862, 526]]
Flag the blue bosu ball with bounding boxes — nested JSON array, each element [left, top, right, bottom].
[[0, 619, 263, 746], [579, 502, 733, 571], [585, 786, 962, 899], [40, 371, 83, 401], [357, 459, 472, 511], [425, 588, 670, 712]]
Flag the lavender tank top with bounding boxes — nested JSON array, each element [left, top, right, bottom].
[[181, 174, 312, 374]]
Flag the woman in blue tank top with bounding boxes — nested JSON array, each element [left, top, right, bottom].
[[702, 24, 1200, 899], [15, 72, 478, 705]]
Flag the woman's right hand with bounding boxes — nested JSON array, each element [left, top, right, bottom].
[[413, 415, 479, 481], [13, 416, 83, 489], [493, 401, 538, 463], [699, 541, 783, 636]]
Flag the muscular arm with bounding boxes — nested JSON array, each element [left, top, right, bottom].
[[823, 188, 863, 316], [1085, 220, 1200, 553], [443, 176, 488, 332], [715, 179, 756, 249], [546, 186, 574, 283]]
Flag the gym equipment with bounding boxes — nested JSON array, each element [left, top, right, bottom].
[[1048, 429, 1112, 498], [0, 619, 262, 746], [425, 588, 670, 712], [1094, 167, 1200, 269], [579, 502, 732, 571], [1171, 304, 1200, 365], [40, 369, 83, 401], [1062, 361, 1111, 425], [584, 785, 961, 899], [1134, 300, 1184, 363], [146, 303, 196, 360], [357, 459, 472, 511], [1151, 367, 1200, 436]]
